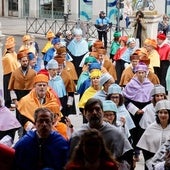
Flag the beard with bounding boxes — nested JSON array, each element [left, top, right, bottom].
[[89, 116, 101, 128], [21, 65, 28, 71]]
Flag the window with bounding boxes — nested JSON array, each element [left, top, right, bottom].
[[40, 0, 64, 19]]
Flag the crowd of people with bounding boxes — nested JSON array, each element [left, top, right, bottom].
[[0, 10, 170, 170]]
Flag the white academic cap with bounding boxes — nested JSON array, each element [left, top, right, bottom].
[[108, 84, 122, 95], [99, 73, 113, 86], [127, 37, 136, 45], [103, 100, 118, 113], [46, 59, 58, 70], [66, 30, 72, 35], [73, 28, 83, 35], [150, 84, 165, 96], [155, 100, 170, 112]]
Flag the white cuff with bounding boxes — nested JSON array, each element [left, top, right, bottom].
[[0, 135, 13, 147], [127, 102, 139, 116], [25, 122, 34, 131], [67, 96, 73, 105], [10, 90, 17, 100], [124, 63, 129, 68]]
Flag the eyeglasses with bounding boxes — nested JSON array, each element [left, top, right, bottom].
[[111, 96, 119, 99], [104, 113, 115, 117], [158, 110, 169, 115], [155, 94, 165, 97], [36, 119, 52, 124]]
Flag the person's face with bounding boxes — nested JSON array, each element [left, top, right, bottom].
[[35, 82, 48, 98], [120, 40, 126, 47], [66, 34, 72, 39], [91, 46, 96, 52], [103, 80, 114, 92], [136, 70, 146, 82], [131, 59, 139, 68], [91, 76, 100, 86], [98, 53, 104, 62], [35, 111, 53, 138], [155, 93, 165, 103], [29, 58, 36, 67], [157, 39, 164, 45], [24, 40, 31, 46], [145, 45, 153, 52], [129, 42, 136, 49], [48, 69, 58, 78], [54, 42, 61, 50], [83, 138, 102, 162], [20, 56, 29, 67], [100, 13, 105, 18], [85, 103, 103, 128], [61, 52, 66, 59], [75, 34, 82, 42], [9, 46, 15, 53], [158, 109, 169, 125], [110, 94, 120, 106], [163, 17, 169, 21], [103, 111, 115, 124]]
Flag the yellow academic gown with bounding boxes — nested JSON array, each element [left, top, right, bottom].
[[78, 86, 100, 109], [2, 52, 20, 75]]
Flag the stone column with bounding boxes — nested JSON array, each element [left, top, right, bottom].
[[144, 11, 162, 39], [0, 22, 5, 95], [130, 11, 162, 39]]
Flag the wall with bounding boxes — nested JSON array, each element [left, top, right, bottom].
[[0, 0, 167, 19]]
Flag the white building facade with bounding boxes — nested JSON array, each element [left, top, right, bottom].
[[0, 0, 168, 23]]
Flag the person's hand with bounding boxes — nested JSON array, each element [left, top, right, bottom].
[[120, 116, 126, 126], [11, 99, 18, 108], [136, 109, 144, 115], [106, 28, 110, 32], [65, 116, 73, 128], [14, 100, 18, 108]]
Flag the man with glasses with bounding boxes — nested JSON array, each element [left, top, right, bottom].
[[16, 74, 61, 134], [14, 107, 69, 170]]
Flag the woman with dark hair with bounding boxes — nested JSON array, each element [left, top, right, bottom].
[[102, 100, 131, 139], [132, 10, 147, 47], [106, 83, 135, 133], [139, 84, 167, 130], [65, 129, 119, 170], [137, 100, 170, 170]]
